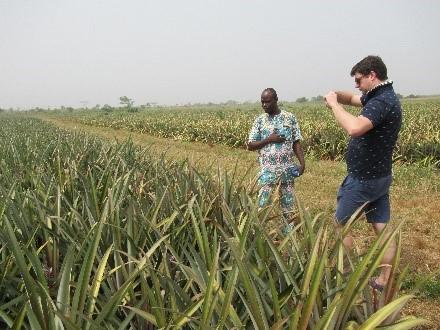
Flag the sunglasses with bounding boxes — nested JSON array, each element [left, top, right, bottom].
[[354, 72, 373, 84], [354, 75, 365, 84]]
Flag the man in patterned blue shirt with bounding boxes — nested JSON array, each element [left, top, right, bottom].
[[248, 88, 305, 234], [325, 56, 402, 292]]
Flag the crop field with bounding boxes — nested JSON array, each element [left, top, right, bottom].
[[1, 98, 439, 328], [0, 115, 430, 329], [43, 98, 440, 168]]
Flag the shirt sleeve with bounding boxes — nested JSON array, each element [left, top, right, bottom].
[[290, 114, 303, 142], [361, 99, 390, 127], [248, 117, 261, 143]]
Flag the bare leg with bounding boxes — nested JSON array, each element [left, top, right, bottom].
[[371, 222, 396, 286], [334, 221, 356, 274], [335, 221, 354, 250]]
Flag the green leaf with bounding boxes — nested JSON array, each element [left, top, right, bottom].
[[358, 295, 419, 329], [123, 306, 157, 326]]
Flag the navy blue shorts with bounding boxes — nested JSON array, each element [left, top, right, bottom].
[[335, 174, 392, 225]]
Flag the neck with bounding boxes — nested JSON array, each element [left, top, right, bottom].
[[271, 106, 280, 115], [371, 79, 385, 89], [367, 79, 392, 94]]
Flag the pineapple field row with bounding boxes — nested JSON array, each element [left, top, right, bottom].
[[0, 116, 428, 328], [41, 98, 440, 167]]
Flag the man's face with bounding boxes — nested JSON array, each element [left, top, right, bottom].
[[354, 71, 375, 93], [261, 91, 277, 114]]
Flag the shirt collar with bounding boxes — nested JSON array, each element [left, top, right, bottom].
[[360, 80, 394, 105], [366, 80, 393, 95]]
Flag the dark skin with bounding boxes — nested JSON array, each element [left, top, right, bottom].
[[247, 90, 306, 175]]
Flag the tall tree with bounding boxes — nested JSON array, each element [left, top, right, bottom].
[[119, 96, 134, 108]]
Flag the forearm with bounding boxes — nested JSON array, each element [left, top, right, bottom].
[[248, 132, 285, 150], [293, 142, 305, 167], [335, 91, 362, 107], [247, 139, 268, 151]]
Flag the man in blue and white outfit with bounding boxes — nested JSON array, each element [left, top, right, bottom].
[[325, 55, 402, 291], [247, 88, 305, 233]]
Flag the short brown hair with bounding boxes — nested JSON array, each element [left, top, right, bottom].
[[350, 55, 388, 81]]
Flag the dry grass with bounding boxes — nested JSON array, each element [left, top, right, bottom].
[[39, 115, 440, 328]]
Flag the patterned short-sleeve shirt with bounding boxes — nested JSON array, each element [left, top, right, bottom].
[[248, 110, 302, 184]]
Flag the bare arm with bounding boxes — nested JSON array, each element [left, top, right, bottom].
[[335, 91, 362, 107], [325, 91, 373, 137], [293, 141, 305, 175], [247, 133, 285, 151]]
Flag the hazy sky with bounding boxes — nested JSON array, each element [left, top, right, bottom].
[[1, 1, 439, 108]]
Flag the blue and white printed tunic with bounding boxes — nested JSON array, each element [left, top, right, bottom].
[[248, 110, 302, 185]]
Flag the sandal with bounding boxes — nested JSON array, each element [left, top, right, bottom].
[[368, 277, 384, 292]]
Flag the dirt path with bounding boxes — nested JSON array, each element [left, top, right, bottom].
[[40, 115, 440, 328]]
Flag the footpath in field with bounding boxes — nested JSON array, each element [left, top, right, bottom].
[[40, 115, 440, 327]]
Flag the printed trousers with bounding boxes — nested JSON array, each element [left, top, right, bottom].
[[258, 181, 295, 222]]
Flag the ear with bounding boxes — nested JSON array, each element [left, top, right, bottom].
[[369, 71, 377, 80]]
